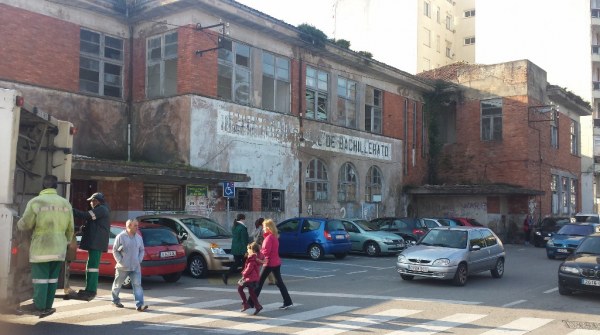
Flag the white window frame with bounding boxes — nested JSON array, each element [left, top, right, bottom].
[[464, 37, 475, 45], [336, 76, 357, 128], [80, 28, 123, 98], [464, 9, 475, 18], [424, 28, 431, 47], [218, 39, 251, 104], [306, 159, 329, 201], [551, 117, 559, 149], [445, 14, 453, 30], [424, 1, 431, 17], [306, 66, 329, 121], [262, 51, 290, 113], [570, 119, 579, 155], [146, 31, 178, 98], [481, 98, 503, 141], [365, 86, 382, 134]]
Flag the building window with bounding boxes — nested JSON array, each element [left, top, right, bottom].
[[336, 76, 357, 128], [464, 9, 475, 17], [551, 174, 559, 215], [306, 159, 329, 201], [262, 52, 290, 113], [464, 37, 475, 45], [365, 86, 382, 134], [570, 179, 577, 213], [261, 189, 284, 211], [445, 41, 453, 58], [306, 66, 329, 121], [570, 119, 579, 155], [228, 187, 252, 211], [445, 15, 453, 30], [338, 162, 357, 202], [80, 29, 123, 98], [218, 39, 251, 104], [424, 1, 431, 17], [562, 177, 569, 214], [436, 35, 441, 52], [146, 31, 178, 98], [551, 116, 558, 149], [143, 184, 184, 211], [481, 98, 503, 141], [436, 6, 441, 23], [403, 99, 409, 175], [424, 28, 431, 47], [365, 166, 382, 202]]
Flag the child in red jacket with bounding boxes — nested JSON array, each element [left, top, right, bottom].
[[238, 242, 264, 315]]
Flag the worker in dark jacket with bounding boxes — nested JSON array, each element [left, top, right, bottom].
[[72, 192, 110, 300]]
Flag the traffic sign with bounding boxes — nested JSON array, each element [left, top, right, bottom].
[[223, 182, 235, 198]]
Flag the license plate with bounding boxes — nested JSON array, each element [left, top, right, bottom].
[[582, 279, 600, 286], [160, 251, 176, 258], [408, 265, 429, 272], [557, 248, 568, 253], [336, 235, 345, 240], [544, 237, 550, 240]]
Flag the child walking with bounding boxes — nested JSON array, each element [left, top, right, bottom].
[[238, 242, 263, 315]]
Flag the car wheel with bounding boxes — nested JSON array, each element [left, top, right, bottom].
[[188, 254, 208, 278], [534, 239, 541, 248], [162, 271, 183, 283], [122, 275, 132, 289], [558, 284, 572, 295], [547, 253, 555, 260], [400, 274, 414, 281], [491, 258, 504, 278], [452, 263, 468, 286], [364, 242, 381, 257], [308, 244, 324, 260]]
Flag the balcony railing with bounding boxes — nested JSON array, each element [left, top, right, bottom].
[[593, 9, 600, 18], [594, 81, 600, 90], [594, 45, 600, 54]]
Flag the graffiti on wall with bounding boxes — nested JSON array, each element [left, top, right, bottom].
[[185, 185, 220, 218], [417, 198, 487, 219]]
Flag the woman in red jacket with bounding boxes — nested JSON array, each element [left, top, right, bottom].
[[252, 219, 293, 309], [238, 242, 263, 315]]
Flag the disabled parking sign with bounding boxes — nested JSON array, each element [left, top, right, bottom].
[[223, 182, 235, 198]]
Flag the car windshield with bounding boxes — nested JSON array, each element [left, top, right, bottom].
[[575, 215, 600, 223], [419, 229, 468, 249], [142, 228, 179, 247], [354, 219, 377, 231], [180, 217, 232, 239], [575, 237, 600, 255], [557, 224, 595, 236]]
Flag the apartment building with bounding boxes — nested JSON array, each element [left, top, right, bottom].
[[0, 0, 430, 225]]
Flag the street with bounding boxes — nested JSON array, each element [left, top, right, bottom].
[[2, 244, 600, 335]]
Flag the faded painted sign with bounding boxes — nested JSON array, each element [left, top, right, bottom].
[[306, 131, 392, 161]]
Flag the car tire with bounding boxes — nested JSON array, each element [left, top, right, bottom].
[[162, 271, 183, 283], [188, 254, 208, 278], [491, 258, 504, 278], [558, 284, 572, 295], [334, 253, 347, 259], [534, 239, 541, 248], [122, 275, 132, 289], [452, 263, 468, 286], [547, 253, 555, 260], [364, 242, 381, 257], [400, 274, 414, 281], [308, 244, 324, 261]]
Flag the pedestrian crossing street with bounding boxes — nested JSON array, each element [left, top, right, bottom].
[[2, 294, 600, 334]]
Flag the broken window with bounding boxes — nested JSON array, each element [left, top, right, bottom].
[[365, 86, 382, 134], [336, 76, 357, 128], [306, 159, 329, 201], [262, 52, 290, 113], [218, 39, 251, 104], [338, 162, 357, 202], [306, 66, 329, 121]]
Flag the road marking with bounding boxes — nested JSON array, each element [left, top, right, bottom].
[[346, 270, 368, 274], [294, 308, 421, 335], [285, 274, 336, 279], [218, 305, 357, 334], [544, 287, 558, 294], [285, 258, 389, 270], [501, 300, 526, 308], [386, 313, 487, 335], [187, 287, 482, 305], [568, 330, 600, 334], [480, 317, 553, 335]]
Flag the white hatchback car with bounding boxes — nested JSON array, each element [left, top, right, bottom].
[[396, 226, 505, 286]]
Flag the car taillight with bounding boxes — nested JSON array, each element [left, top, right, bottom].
[[413, 228, 426, 235], [324, 230, 332, 240]]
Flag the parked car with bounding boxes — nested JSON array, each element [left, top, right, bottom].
[[137, 214, 233, 278], [370, 217, 428, 244], [558, 233, 600, 295], [71, 222, 187, 286], [446, 217, 484, 227], [532, 217, 570, 247], [342, 218, 405, 256], [573, 213, 600, 223], [546, 223, 600, 259], [421, 218, 450, 228], [396, 226, 505, 286], [277, 217, 351, 260]]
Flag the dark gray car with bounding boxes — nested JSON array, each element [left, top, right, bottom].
[[370, 217, 428, 244]]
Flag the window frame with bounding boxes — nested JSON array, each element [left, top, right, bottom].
[[338, 162, 358, 202], [218, 39, 251, 104], [424, 1, 431, 17], [305, 159, 329, 202], [550, 116, 559, 149], [336, 76, 357, 128], [146, 31, 178, 98], [143, 183, 184, 211], [480, 98, 503, 141], [464, 37, 475, 45], [79, 28, 124, 98], [464, 9, 475, 18], [365, 86, 383, 134], [228, 187, 252, 211], [305, 66, 329, 121], [261, 189, 285, 212], [262, 51, 291, 113], [365, 166, 383, 202], [570, 119, 579, 155]]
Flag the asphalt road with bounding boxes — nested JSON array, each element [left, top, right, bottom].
[[2, 243, 600, 335]]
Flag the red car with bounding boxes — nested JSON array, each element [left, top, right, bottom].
[[448, 217, 484, 227], [71, 222, 187, 285]]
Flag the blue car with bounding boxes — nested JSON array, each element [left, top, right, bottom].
[[546, 223, 600, 259], [277, 217, 351, 260]]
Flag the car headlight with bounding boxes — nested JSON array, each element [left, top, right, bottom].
[[534, 231, 541, 236], [210, 243, 226, 255], [432, 258, 450, 266], [382, 238, 393, 243], [546, 240, 554, 247], [559, 265, 580, 275], [397, 254, 406, 263]]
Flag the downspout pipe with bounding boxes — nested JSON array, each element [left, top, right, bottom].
[[126, 6, 134, 162]]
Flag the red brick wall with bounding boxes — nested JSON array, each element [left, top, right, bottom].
[[252, 188, 262, 212], [382, 92, 403, 139], [0, 4, 79, 91]]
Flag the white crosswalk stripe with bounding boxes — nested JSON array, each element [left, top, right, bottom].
[[567, 330, 600, 335], [479, 317, 554, 335], [386, 313, 487, 335]]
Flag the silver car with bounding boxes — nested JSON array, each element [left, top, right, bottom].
[[396, 226, 505, 286], [137, 214, 234, 278]]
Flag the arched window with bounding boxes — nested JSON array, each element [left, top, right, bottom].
[[306, 159, 329, 201], [366, 166, 383, 202], [338, 162, 357, 202]]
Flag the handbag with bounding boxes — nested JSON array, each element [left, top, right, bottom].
[[65, 236, 78, 261], [237, 278, 246, 286]]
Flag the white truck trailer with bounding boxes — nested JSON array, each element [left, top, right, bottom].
[[0, 88, 74, 312]]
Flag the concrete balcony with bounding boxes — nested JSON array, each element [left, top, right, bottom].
[[593, 9, 600, 25], [594, 45, 600, 63], [594, 82, 600, 100]]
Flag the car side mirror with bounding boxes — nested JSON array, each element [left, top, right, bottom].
[[179, 232, 188, 241], [470, 245, 481, 251]]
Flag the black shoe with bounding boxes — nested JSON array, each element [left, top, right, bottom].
[[17, 304, 43, 316], [113, 302, 124, 308], [39, 308, 56, 318], [136, 305, 148, 312], [279, 303, 293, 310], [77, 290, 96, 301], [222, 274, 228, 285]]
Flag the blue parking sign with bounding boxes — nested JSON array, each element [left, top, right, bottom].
[[223, 182, 235, 198]]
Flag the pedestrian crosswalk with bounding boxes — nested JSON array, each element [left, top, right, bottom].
[[1, 294, 598, 335]]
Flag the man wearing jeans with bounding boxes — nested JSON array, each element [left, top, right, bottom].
[[111, 219, 148, 311]]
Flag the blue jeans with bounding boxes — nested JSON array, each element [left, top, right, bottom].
[[111, 268, 144, 308]]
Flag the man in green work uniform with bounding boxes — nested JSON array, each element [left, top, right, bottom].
[[17, 175, 74, 318], [72, 192, 110, 301]]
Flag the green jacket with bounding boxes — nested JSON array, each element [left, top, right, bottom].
[[17, 188, 74, 263], [230, 221, 249, 256]]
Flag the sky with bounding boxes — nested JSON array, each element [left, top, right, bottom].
[[235, 0, 591, 102]]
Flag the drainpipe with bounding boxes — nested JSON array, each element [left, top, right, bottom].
[[298, 56, 303, 217], [126, 5, 134, 162]]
